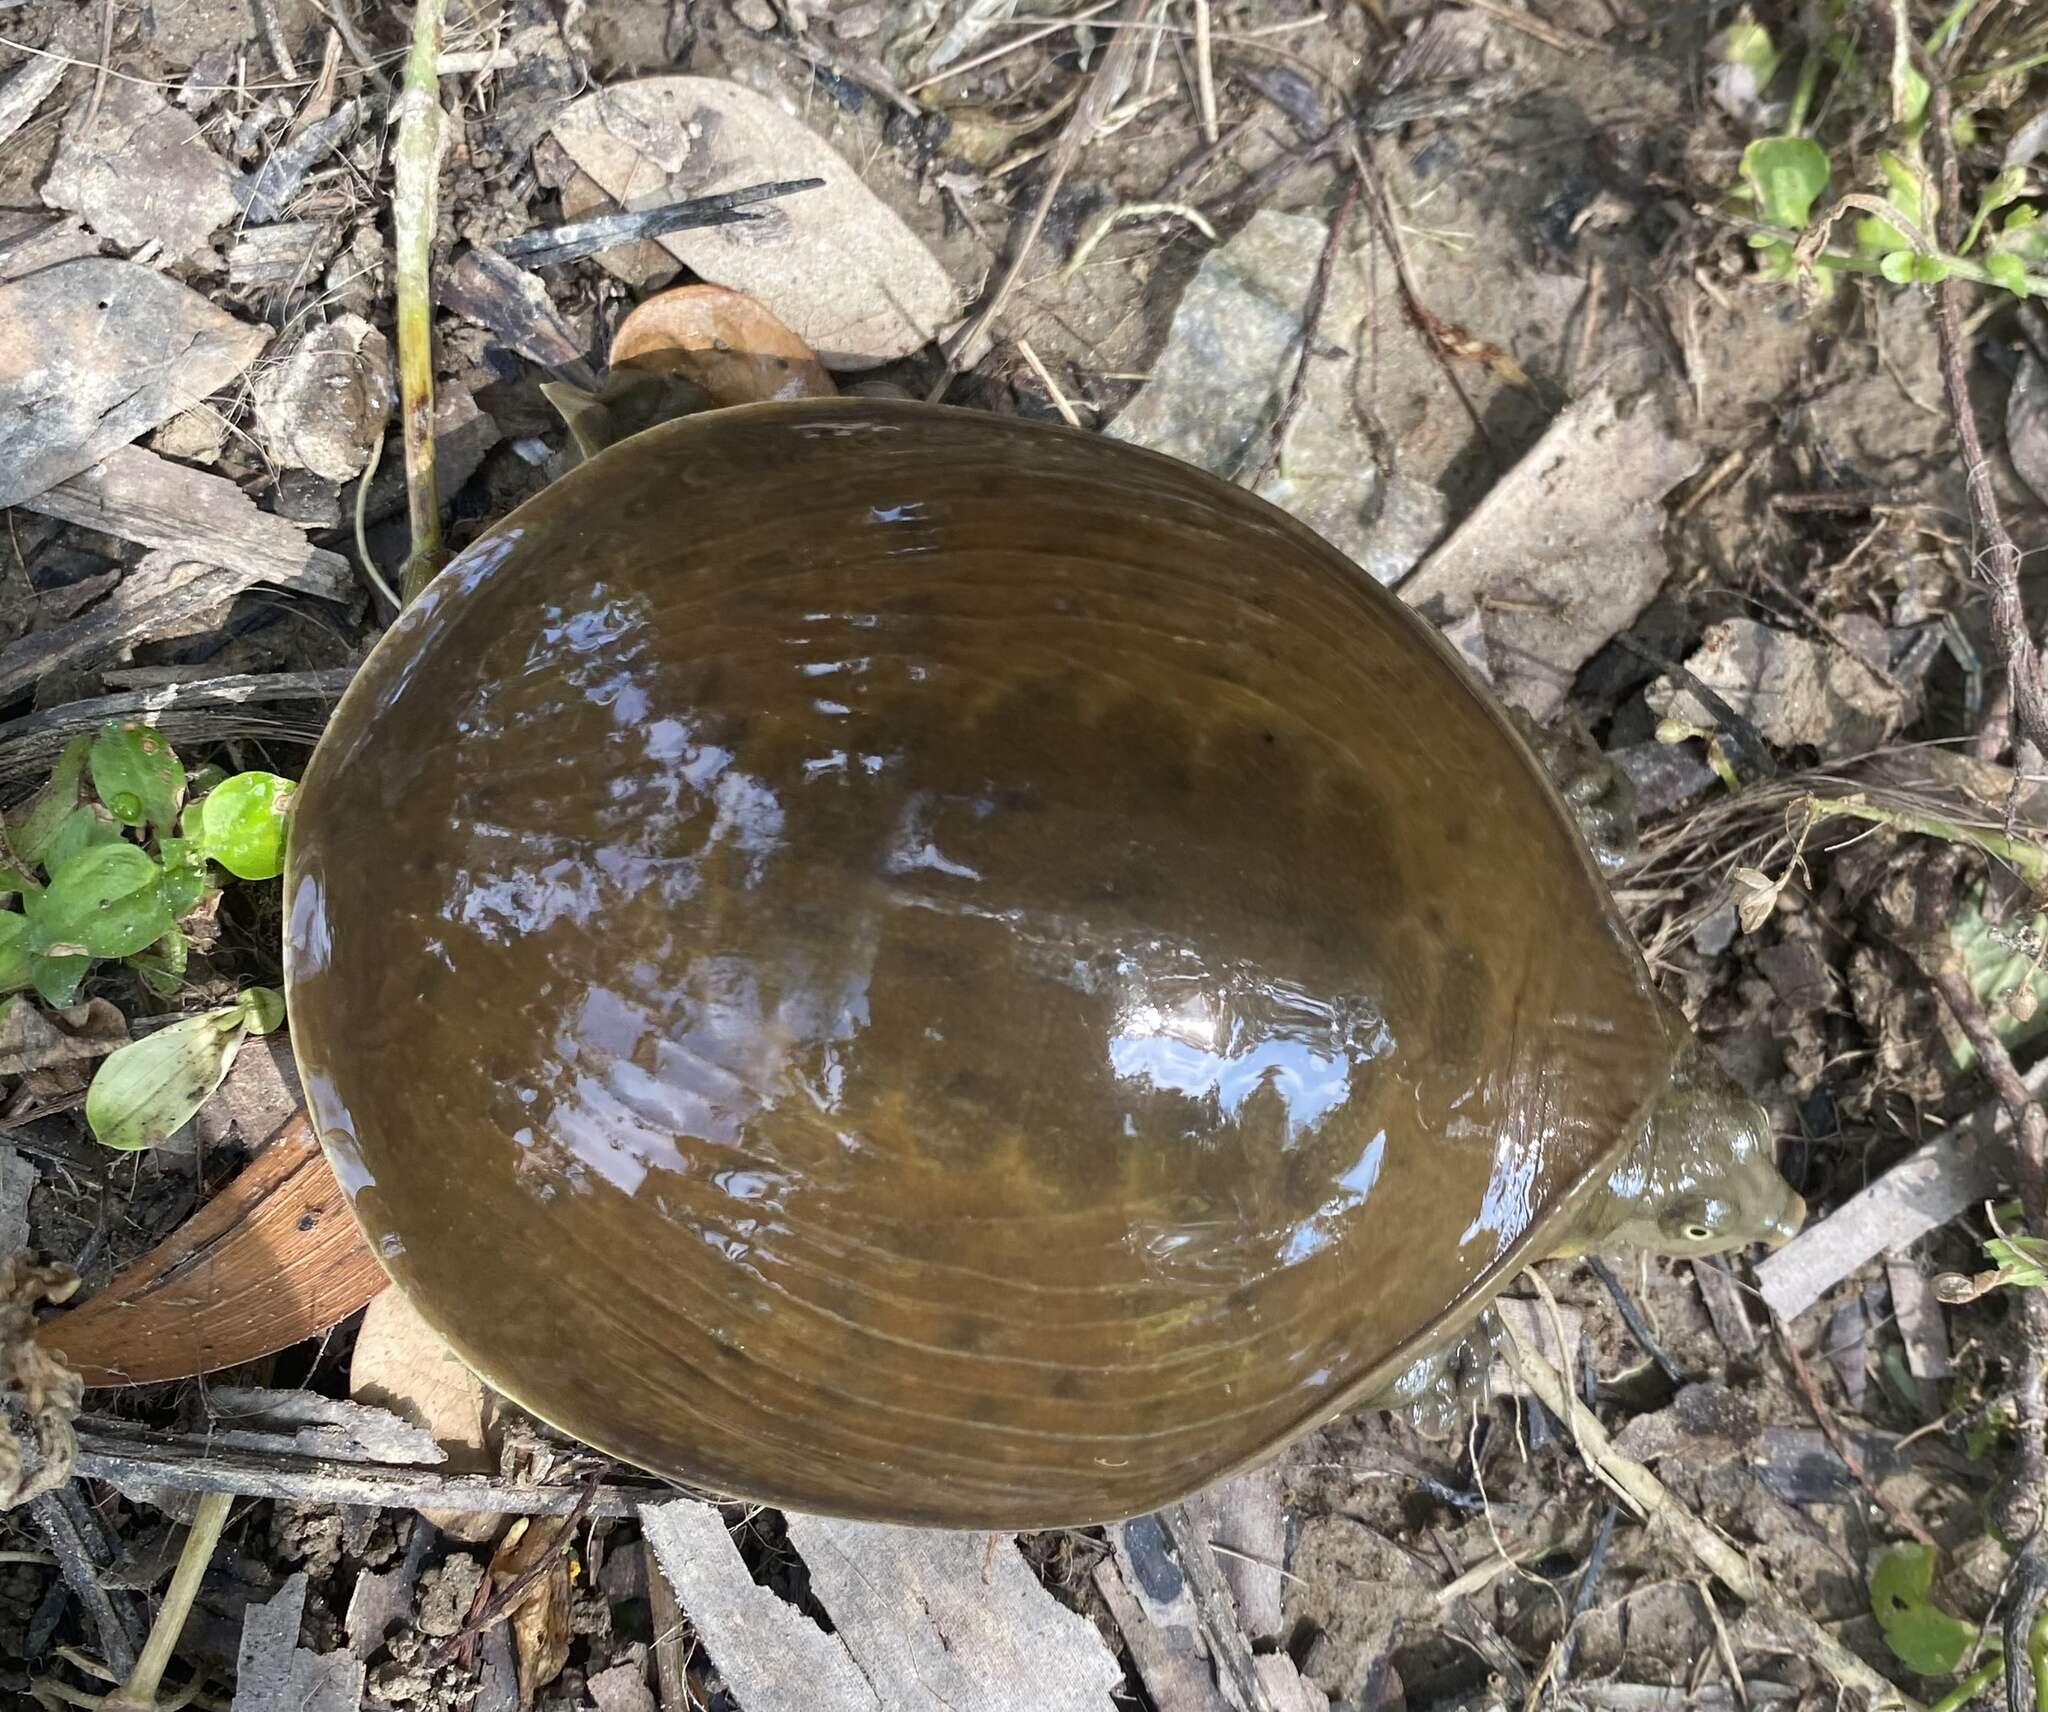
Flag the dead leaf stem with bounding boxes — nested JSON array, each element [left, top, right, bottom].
[[395, 0, 449, 604]]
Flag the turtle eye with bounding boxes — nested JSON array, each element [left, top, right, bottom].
[[1660, 1196, 1731, 1245]]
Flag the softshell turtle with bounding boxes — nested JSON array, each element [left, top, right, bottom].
[[283, 400, 1803, 1529]]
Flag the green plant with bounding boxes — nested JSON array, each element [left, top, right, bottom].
[[1868, 1544, 2048, 1711], [1710, 3, 2048, 299], [1, 724, 295, 1149]]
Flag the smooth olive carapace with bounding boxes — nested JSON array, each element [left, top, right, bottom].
[[283, 400, 1797, 1528]]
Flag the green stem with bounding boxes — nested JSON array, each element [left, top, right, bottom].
[[1956, 46, 2048, 87], [1736, 216, 2048, 296], [103, 1491, 231, 1712], [1807, 796, 2048, 891], [1929, 1654, 2004, 1712], [394, 0, 448, 605], [1926, 0, 1977, 54], [1786, 35, 1826, 135]]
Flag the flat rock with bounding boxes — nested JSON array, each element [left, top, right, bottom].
[[1399, 388, 1701, 718], [0, 258, 268, 509], [1645, 618, 1903, 755], [251, 313, 391, 482], [1108, 209, 1446, 585], [232, 1572, 366, 1712], [550, 77, 958, 368], [42, 82, 240, 260]]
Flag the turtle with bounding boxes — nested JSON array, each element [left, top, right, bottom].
[[282, 398, 1804, 1529]]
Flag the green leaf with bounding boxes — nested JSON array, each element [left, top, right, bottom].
[[0, 865, 36, 902], [199, 772, 295, 881], [27, 843, 173, 961], [85, 1006, 252, 1151], [239, 986, 285, 1035], [157, 837, 210, 917], [1985, 1235, 2048, 1288], [0, 911, 27, 993], [11, 734, 93, 867], [1870, 1544, 1975, 1676], [1963, 166, 2029, 254], [29, 951, 88, 1008], [1911, 253, 1952, 284], [88, 722, 184, 834], [1856, 151, 1925, 256], [128, 928, 188, 997], [1742, 135, 1830, 230], [1987, 253, 2031, 296], [43, 803, 123, 877]]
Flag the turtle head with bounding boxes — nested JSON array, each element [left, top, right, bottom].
[[1557, 1040, 1806, 1259]]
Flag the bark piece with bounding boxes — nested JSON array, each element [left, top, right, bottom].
[[42, 82, 240, 260], [21, 445, 354, 602], [0, 259, 268, 508]]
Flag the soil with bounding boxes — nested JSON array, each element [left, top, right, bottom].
[[2, 0, 2047, 1709]]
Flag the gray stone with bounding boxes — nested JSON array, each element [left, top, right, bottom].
[[42, 82, 240, 259]]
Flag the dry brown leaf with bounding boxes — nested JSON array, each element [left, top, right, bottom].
[[0, 995, 128, 1077], [609, 284, 836, 406], [489, 1514, 574, 1706], [35, 1110, 387, 1386], [0, 1257, 81, 1507]]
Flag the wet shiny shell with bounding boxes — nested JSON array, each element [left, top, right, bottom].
[[284, 400, 1677, 1528]]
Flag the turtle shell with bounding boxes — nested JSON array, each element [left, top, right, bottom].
[[283, 400, 1678, 1527]]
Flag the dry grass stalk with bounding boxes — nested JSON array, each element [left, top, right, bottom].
[[395, 0, 449, 604]]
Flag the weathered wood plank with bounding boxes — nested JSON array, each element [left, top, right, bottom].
[[786, 1514, 1125, 1712]]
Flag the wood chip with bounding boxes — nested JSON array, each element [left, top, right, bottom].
[[640, 1501, 882, 1712], [1885, 1256, 1954, 1381], [1754, 1095, 2018, 1322], [1094, 1555, 1233, 1712], [0, 47, 66, 150], [42, 82, 240, 261], [439, 247, 597, 385], [21, 445, 355, 603], [0, 258, 269, 508], [232, 1571, 366, 1712], [203, 1386, 443, 1464], [785, 1514, 1125, 1712]]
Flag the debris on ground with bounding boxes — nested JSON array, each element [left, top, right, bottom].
[[3, 0, 2048, 1708]]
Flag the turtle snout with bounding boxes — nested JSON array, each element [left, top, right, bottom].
[[1761, 1190, 1807, 1249]]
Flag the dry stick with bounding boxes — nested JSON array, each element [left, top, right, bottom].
[[1345, 133, 1499, 463], [926, 0, 1158, 402], [1498, 1317, 1919, 1711], [1192, 0, 1219, 142], [432, 1478, 602, 1663], [394, 0, 449, 605], [1243, 167, 1363, 488], [1774, 1318, 1940, 1552], [1159, 1502, 1280, 1712]]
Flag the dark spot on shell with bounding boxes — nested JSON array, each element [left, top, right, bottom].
[[1431, 941, 1490, 1070]]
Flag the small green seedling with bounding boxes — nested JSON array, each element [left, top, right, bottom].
[[1870, 1544, 1975, 1676], [1, 725, 296, 1149]]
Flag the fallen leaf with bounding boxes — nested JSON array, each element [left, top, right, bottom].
[[0, 258, 268, 509], [84, 988, 280, 1152], [41, 82, 240, 260], [551, 78, 957, 368], [35, 1110, 388, 1386], [351, 1286, 500, 1542], [609, 283, 836, 406], [0, 995, 127, 1077], [489, 1515, 574, 1705]]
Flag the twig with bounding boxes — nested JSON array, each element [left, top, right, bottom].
[[83, 0, 114, 132], [1884, 11, 2048, 762], [1192, 0, 1218, 142], [928, 0, 1158, 400], [433, 1478, 601, 1661], [251, 0, 298, 78], [1015, 338, 1082, 428], [903, 0, 1123, 94], [786, 36, 923, 118], [1060, 200, 1217, 278], [1775, 1318, 1940, 1552], [393, 0, 448, 604], [1499, 1310, 1921, 1710], [1457, 0, 1611, 54], [1585, 1256, 1686, 1386], [494, 179, 824, 269], [1243, 169, 1363, 487], [1158, 1503, 1280, 1712], [28, 1491, 138, 1683]]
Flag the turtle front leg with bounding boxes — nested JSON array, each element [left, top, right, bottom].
[[1364, 1307, 1512, 1438], [1503, 706, 1636, 875]]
